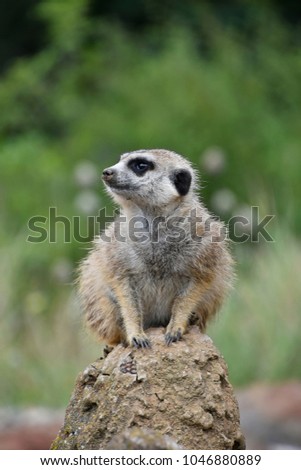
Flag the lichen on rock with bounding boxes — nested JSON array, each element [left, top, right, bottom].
[[51, 327, 245, 450]]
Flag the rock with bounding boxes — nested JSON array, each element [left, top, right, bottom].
[[107, 427, 182, 449], [51, 327, 245, 450]]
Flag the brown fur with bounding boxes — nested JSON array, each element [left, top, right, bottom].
[[78, 149, 234, 347]]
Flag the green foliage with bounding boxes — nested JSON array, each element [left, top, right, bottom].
[[1, 4, 301, 231], [0, 1, 301, 404], [210, 230, 301, 385]]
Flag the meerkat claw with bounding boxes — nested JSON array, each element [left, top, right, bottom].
[[131, 336, 151, 349], [165, 328, 183, 346]]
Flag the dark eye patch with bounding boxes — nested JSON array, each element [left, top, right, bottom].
[[128, 158, 155, 176]]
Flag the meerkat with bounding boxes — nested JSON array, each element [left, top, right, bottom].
[[78, 149, 234, 348]]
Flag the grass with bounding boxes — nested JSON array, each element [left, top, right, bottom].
[[0, 236, 99, 406], [0, 5, 301, 406], [209, 229, 301, 385], [0, 228, 300, 406]]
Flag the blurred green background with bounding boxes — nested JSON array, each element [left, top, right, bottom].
[[1, 0, 301, 406]]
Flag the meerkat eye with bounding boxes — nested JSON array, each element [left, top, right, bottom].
[[128, 158, 155, 176]]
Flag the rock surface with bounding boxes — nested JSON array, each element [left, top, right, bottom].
[[2, 381, 301, 449], [52, 327, 245, 450], [107, 427, 182, 449]]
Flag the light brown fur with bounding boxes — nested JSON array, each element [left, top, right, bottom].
[[78, 149, 234, 348]]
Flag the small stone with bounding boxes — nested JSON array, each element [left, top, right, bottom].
[[200, 412, 214, 430]]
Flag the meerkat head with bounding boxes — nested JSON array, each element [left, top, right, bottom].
[[102, 149, 198, 210]]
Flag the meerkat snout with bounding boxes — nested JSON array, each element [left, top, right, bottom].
[[102, 168, 115, 181]]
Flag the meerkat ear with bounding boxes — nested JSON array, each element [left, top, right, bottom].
[[171, 169, 192, 196]]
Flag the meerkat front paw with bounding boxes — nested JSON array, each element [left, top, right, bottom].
[[165, 326, 184, 345], [129, 333, 151, 349]]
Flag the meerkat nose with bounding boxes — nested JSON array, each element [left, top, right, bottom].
[[102, 168, 115, 181]]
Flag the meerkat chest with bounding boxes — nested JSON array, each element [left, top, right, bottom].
[[134, 238, 191, 276], [127, 239, 194, 327], [134, 259, 190, 328]]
